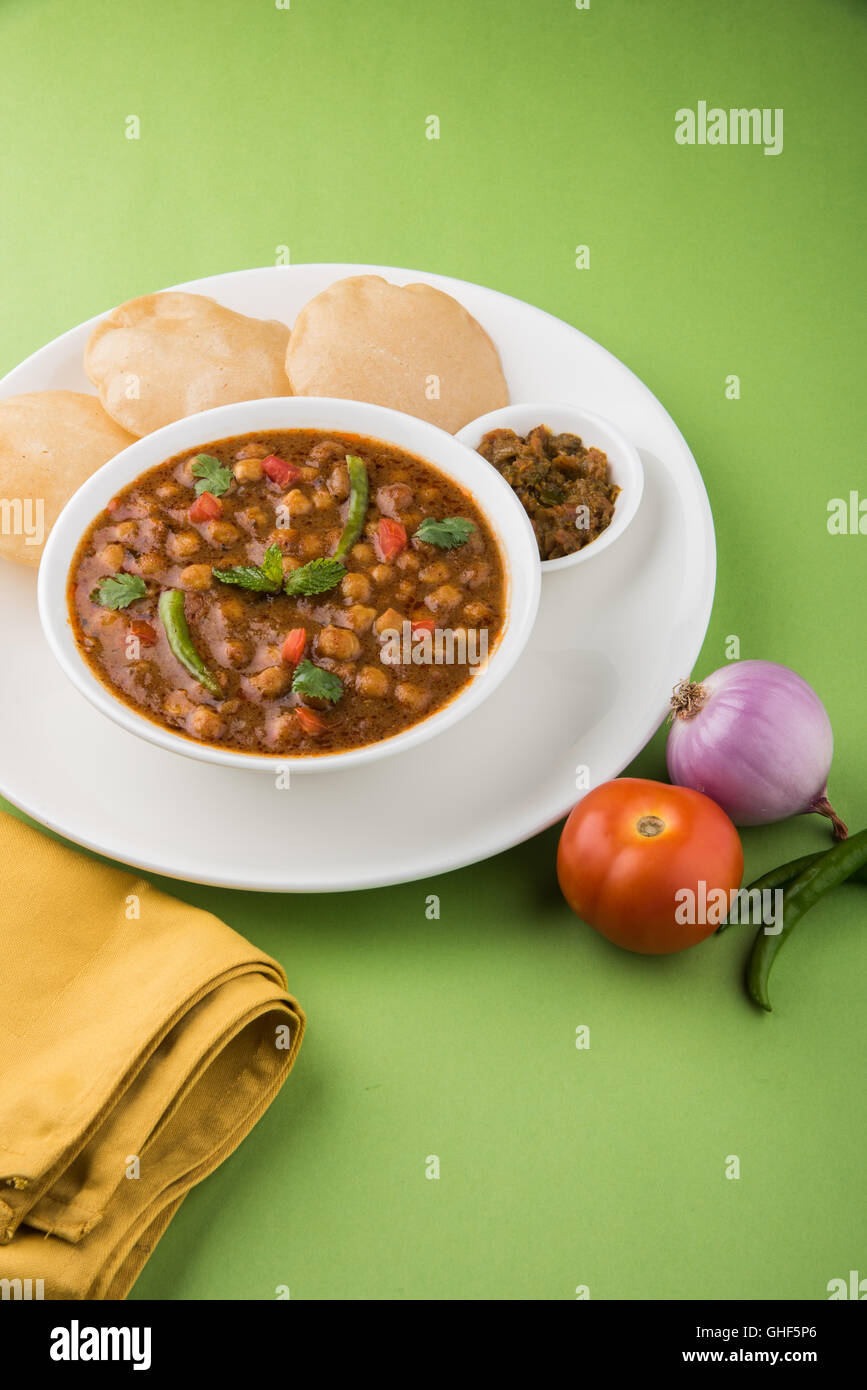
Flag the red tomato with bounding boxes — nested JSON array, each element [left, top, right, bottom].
[[281, 628, 306, 665], [262, 455, 301, 487], [556, 778, 743, 955], [411, 618, 436, 634], [295, 706, 328, 736], [129, 620, 157, 647], [375, 518, 407, 561], [189, 491, 223, 522]]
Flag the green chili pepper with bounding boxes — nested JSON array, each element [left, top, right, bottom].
[[717, 852, 825, 934], [747, 827, 867, 1011], [158, 588, 221, 696], [718, 850, 867, 934], [333, 456, 369, 562]]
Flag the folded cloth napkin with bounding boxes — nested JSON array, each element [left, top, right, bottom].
[[0, 813, 305, 1300]]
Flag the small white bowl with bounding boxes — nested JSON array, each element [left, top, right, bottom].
[[38, 396, 541, 774], [456, 401, 644, 571]]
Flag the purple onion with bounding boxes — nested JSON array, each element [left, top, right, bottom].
[[666, 659, 847, 837]]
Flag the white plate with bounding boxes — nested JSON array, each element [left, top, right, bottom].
[[0, 264, 715, 892]]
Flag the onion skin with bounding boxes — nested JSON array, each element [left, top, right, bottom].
[[666, 660, 847, 837]]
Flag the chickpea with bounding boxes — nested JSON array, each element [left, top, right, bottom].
[[425, 584, 462, 615], [271, 711, 298, 743], [316, 626, 362, 660], [249, 665, 292, 698], [341, 572, 372, 602], [374, 607, 404, 636], [299, 533, 325, 560], [464, 600, 495, 625], [238, 505, 268, 531], [396, 551, 420, 572], [223, 639, 250, 667], [297, 465, 320, 482], [221, 698, 242, 715], [308, 439, 348, 467], [235, 442, 270, 460], [233, 457, 264, 483], [97, 609, 121, 627], [328, 661, 355, 684], [460, 561, 491, 590], [282, 556, 302, 573], [395, 580, 416, 604], [356, 665, 390, 698], [220, 595, 246, 624], [271, 527, 300, 550], [137, 552, 164, 577], [180, 564, 213, 591], [395, 682, 431, 712], [115, 520, 138, 544], [189, 706, 225, 740], [350, 542, 375, 565], [208, 520, 241, 547], [164, 689, 194, 718], [312, 490, 334, 511], [282, 488, 312, 517], [419, 560, 451, 584], [376, 482, 414, 517], [370, 563, 394, 585], [328, 463, 350, 500], [343, 604, 377, 633], [100, 542, 125, 570], [168, 530, 200, 560]]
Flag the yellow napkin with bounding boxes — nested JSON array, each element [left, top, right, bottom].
[[0, 813, 305, 1300]]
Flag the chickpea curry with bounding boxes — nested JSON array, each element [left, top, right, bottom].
[[68, 430, 506, 756]]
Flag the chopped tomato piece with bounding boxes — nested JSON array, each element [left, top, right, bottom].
[[411, 618, 436, 634], [262, 454, 301, 487], [281, 628, 306, 665], [189, 490, 223, 522], [129, 620, 158, 647], [375, 517, 408, 562], [295, 705, 328, 736]]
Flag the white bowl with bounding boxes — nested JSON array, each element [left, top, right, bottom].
[[456, 401, 644, 571], [38, 397, 541, 774]]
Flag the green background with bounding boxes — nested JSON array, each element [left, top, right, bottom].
[[1, 0, 865, 1299]]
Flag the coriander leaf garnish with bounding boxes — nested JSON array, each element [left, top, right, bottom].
[[213, 543, 284, 593], [191, 454, 232, 497], [283, 556, 347, 597], [414, 517, 476, 550], [291, 659, 343, 704], [90, 572, 148, 610]]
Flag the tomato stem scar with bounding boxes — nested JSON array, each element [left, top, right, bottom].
[[637, 815, 665, 838]]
